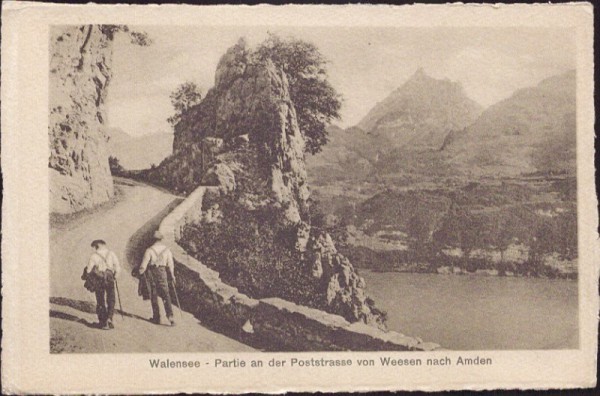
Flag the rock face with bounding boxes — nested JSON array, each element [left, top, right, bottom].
[[157, 40, 386, 327], [149, 39, 310, 224], [49, 25, 114, 213]]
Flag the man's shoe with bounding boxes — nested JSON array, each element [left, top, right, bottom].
[[168, 317, 176, 326], [101, 323, 110, 330], [107, 320, 114, 329], [149, 317, 160, 324]]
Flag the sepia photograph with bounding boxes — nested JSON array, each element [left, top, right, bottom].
[[2, 2, 596, 393], [49, 24, 578, 353]]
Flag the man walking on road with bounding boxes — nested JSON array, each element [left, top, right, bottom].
[[136, 231, 177, 326], [84, 240, 121, 330]]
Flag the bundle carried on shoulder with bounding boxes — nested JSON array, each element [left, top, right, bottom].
[[131, 267, 151, 301], [81, 266, 114, 293]]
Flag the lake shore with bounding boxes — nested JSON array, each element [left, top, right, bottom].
[[362, 264, 577, 280], [344, 245, 577, 280]]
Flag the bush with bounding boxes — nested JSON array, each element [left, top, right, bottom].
[[179, 197, 317, 303], [108, 156, 125, 176]]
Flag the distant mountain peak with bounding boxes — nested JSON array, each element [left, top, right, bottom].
[[411, 67, 427, 79], [355, 70, 482, 150], [402, 67, 438, 87], [105, 126, 132, 143]]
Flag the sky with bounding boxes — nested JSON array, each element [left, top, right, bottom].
[[108, 26, 575, 137]]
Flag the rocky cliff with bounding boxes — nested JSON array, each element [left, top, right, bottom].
[[49, 25, 115, 213], [146, 39, 311, 223], [151, 39, 386, 327]]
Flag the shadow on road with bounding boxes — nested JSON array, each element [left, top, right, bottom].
[[50, 309, 98, 329], [50, 296, 152, 323], [50, 296, 96, 314]]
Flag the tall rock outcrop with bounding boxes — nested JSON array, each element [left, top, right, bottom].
[[147, 39, 310, 224], [154, 40, 386, 327], [49, 25, 114, 213]]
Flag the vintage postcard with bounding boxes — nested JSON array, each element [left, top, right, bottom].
[[1, 1, 597, 393]]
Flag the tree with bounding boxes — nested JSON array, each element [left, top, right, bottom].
[[256, 33, 342, 154], [495, 217, 513, 265], [408, 212, 432, 261], [167, 82, 203, 127], [108, 156, 125, 175]]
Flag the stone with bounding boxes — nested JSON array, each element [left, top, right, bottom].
[[201, 163, 236, 193], [311, 253, 323, 279], [242, 320, 254, 334], [202, 204, 223, 224], [49, 25, 115, 213], [295, 221, 311, 253], [203, 137, 224, 153], [233, 134, 250, 147]]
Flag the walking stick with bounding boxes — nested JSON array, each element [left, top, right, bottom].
[[114, 279, 125, 320], [171, 277, 183, 320]]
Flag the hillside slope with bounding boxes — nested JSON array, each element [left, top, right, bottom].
[[309, 69, 576, 183], [444, 70, 576, 176]]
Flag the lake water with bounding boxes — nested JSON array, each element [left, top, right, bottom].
[[361, 270, 578, 350]]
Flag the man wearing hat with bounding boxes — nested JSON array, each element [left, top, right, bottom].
[[136, 230, 176, 326], [83, 239, 121, 330]]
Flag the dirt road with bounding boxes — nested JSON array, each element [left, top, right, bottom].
[[49, 179, 254, 353]]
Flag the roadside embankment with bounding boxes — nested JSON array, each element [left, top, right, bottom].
[[158, 186, 441, 351]]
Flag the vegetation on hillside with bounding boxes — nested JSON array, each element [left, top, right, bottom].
[[334, 178, 577, 279], [108, 155, 125, 175], [180, 198, 309, 299]]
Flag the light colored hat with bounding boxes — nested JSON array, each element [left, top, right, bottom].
[[153, 230, 164, 240]]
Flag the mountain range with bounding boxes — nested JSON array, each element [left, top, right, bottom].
[[443, 70, 576, 176], [106, 127, 173, 170], [307, 68, 576, 183]]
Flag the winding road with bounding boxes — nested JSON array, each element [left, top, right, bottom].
[[49, 178, 254, 353]]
